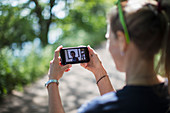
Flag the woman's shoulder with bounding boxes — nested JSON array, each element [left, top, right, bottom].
[[78, 91, 118, 113], [78, 82, 169, 113]]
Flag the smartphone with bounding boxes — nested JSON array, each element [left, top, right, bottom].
[[60, 46, 90, 65]]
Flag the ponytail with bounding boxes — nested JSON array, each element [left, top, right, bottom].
[[162, 11, 170, 93], [157, 0, 170, 93], [165, 23, 170, 93], [162, 1, 170, 93]]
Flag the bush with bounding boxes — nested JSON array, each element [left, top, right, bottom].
[[0, 43, 53, 97]]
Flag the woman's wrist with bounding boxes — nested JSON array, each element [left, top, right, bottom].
[[45, 79, 59, 88], [93, 67, 107, 81], [48, 74, 61, 80]]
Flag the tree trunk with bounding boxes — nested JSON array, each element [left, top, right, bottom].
[[31, 0, 55, 46]]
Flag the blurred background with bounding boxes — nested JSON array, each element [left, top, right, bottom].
[[0, 0, 114, 97], [0, 0, 167, 112], [0, 0, 125, 113]]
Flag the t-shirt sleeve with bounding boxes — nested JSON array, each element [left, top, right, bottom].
[[77, 91, 118, 113]]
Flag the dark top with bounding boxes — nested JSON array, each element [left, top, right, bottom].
[[72, 57, 78, 62], [78, 83, 169, 113]]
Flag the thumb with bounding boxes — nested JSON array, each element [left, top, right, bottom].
[[80, 63, 92, 71], [61, 64, 72, 71], [80, 63, 87, 68]]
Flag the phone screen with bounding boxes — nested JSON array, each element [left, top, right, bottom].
[[60, 47, 90, 65]]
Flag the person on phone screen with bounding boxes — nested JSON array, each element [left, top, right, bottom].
[[46, 0, 170, 113], [70, 51, 79, 62]]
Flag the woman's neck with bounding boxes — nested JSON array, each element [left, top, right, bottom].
[[125, 43, 160, 86]]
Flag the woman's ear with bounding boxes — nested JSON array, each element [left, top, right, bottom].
[[116, 31, 127, 53]]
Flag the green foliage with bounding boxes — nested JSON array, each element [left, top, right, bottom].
[[154, 52, 166, 77], [0, 0, 114, 48], [0, 45, 52, 97], [55, 0, 113, 47], [0, 3, 36, 48], [0, 0, 114, 98]]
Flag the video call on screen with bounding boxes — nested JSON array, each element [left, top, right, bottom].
[[64, 48, 87, 62]]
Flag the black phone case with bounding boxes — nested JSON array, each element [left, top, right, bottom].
[[60, 47, 90, 65]]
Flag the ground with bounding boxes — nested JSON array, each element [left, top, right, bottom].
[[0, 42, 125, 113]]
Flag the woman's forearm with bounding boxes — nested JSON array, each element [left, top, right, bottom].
[[94, 68, 115, 95], [96, 75, 115, 95], [48, 83, 65, 113]]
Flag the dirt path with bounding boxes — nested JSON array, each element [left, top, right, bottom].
[[0, 42, 125, 113]]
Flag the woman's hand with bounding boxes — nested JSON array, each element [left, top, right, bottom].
[[81, 46, 114, 95], [48, 45, 72, 80], [81, 46, 107, 79]]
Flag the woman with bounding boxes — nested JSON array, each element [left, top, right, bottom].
[[46, 0, 170, 113]]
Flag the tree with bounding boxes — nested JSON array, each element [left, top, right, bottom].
[[0, 0, 113, 48], [54, 0, 114, 47], [30, 0, 55, 46], [0, 0, 71, 48], [0, 0, 114, 97], [0, 3, 36, 48]]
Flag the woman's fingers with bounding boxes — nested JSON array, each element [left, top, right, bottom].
[[59, 56, 72, 71], [61, 64, 72, 71], [54, 45, 63, 62], [87, 45, 97, 55], [65, 68, 71, 72], [50, 60, 53, 64], [80, 63, 88, 68]]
